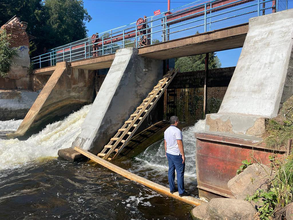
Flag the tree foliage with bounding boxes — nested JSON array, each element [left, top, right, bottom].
[[41, 0, 91, 49], [175, 52, 221, 72], [0, 0, 91, 56], [0, 30, 17, 77]]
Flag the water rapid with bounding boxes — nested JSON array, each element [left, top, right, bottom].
[[129, 120, 205, 186], [0, 106, 205, 219], [0, 105, 91, 170]]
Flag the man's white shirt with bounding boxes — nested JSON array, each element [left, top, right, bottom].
[[164, 125, 183, 155]]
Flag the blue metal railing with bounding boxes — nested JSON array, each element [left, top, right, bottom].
[[31, 0, 289, 69]]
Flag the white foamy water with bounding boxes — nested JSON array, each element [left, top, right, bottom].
[[0, 105, 91, 170], [0, 119, 22, 131], [132, 120, 206, 178]]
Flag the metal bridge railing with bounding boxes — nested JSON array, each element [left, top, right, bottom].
[[31, 0, 289, 69]]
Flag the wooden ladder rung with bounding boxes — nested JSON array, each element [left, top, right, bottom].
[[101, 70, 177, 161]]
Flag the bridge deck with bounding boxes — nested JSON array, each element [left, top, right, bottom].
[[34, 24, 248, 74]]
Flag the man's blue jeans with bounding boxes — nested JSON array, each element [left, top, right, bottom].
[[166, 153, 185, 194]]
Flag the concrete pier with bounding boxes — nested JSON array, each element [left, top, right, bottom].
[[59, 48, 162, 159], [196, 9, 293, 199], [9, 62, 94, 138], [205, 9, 293, 137]]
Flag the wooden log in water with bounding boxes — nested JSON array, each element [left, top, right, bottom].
[[74, 147, 203, 207]]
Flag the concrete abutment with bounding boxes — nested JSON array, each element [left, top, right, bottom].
[[196, 9, 293, 200], [8, 61, 95, 138], [59, 48, 163, 160]]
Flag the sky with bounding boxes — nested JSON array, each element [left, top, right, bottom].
[[83, 0, 293, 68]]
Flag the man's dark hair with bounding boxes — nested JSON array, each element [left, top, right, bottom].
[[170, 116, 179, 124]]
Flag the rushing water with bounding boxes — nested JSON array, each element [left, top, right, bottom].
[[0, 105, 205, 219]]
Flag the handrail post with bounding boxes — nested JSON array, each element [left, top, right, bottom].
[[70, 45, 72, 62], [102, 35, 104, 56], [39, 56, 41, 69], [209, 3, 212, 31], [111, 30, 113, 54], [53, 49, 56, 65], [84, 41, 87, 59], [123, 30, 125, 49], [150, 16, 153, 45], [272, 0, 276, 13], [275, 0, 279, 12], [63, 48, 65, 62], [50, 52, 52, 66], [162, 16, 166, 42], [204, 3, 207, 32], [257, 0, 260, 16], [166, 17, 170, 41], [136, 25, 138, 48]]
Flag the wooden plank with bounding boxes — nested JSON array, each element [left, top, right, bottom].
[[74, 147, 203, 207]]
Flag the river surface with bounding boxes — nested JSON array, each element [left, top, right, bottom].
[[0, 105, 204, 219]]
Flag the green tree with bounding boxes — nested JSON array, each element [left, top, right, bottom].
[[0, 0, 43, 31], [0, 0, 91, 56], [0, 30, 17, 77], [41, 0, 91, 49], [175, 52, 221, 72]]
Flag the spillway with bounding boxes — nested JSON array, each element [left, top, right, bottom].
[[0, 105, 90, 170], [0, 106, 203, 218]]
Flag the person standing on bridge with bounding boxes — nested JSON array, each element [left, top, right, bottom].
[[164, 116, 188, 197]]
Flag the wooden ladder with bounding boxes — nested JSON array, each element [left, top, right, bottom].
[[97, 70, 177, 160]]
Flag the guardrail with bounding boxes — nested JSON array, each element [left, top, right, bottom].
[[31, 0, 289, 69]]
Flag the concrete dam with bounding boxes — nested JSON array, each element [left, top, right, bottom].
[[3, 6, 293, 206]]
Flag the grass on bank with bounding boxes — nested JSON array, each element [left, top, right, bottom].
[[244, 96, 293, 219]]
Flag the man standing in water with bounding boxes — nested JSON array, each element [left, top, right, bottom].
[[164, 116, 188, 197]]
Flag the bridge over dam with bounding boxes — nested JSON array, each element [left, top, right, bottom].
[[34, 23, 248, 73], [7, 0, 293, 204], [11, 22, 248, 139]]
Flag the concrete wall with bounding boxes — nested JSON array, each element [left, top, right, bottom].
[[71, 48, 163, 155], [0, 90, 39, 120], [205, 9, 293, 137], [10, 62, 94, 138], [219, 9, 293, 118]]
